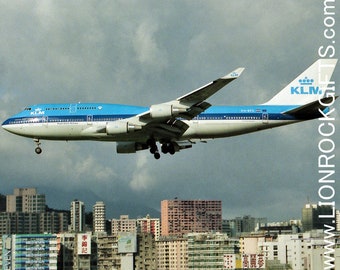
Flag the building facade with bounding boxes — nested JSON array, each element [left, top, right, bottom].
[[161, 199, 222, 236], [93, 201, 106, 233], [2, 234, 58, 270], [112, 215, 137, 235], [157, 236, 188, 269], [137, 215, 160, 240], [6, 188, 46, 213], [302, 203, 333, 231], [187, 233, 239, 269], [70, 200, 85, 232]]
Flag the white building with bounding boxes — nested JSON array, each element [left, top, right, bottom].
[[2, 234, 58, 270], [256, 231, 339, 270], [93, 201, 106, 233]]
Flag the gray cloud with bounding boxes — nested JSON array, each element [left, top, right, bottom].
[[0, 0, 338, 220]]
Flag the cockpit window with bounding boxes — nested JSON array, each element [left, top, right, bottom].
[[24, 107, 32, 111]]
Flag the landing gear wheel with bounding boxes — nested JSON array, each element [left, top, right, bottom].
[[161, 142, 176, 155], [147, 138, 161, 159], [150, 146, 157, 154], [33, 139, 42, 155], [154, 152, 161, 159], [161, 144, 168, 154]]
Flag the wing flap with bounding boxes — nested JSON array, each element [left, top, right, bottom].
[[146, 119, 189, 139], [178, 101, 211, 120]]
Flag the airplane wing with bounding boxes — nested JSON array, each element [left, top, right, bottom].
[[106, 67, 244, 142], [140, 67, 245, 121], [176, 67, 245, 105]]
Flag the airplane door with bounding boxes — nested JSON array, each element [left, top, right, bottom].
[[262, 112, 268, 124], [87, 115, 93, 125], [69, 104, 77, 113], [42, 116, 48, 127]]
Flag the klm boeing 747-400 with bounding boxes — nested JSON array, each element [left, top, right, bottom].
[[2, 59, 337, 159]]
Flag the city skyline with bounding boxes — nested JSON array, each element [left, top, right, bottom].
[[0, 185, 327, 221], [0, 187, 334, 226], [0, 1, 339, 222]]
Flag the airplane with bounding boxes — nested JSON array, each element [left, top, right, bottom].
[[2, 58, 337, 159]]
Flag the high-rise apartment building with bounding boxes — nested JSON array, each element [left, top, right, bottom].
[[137, 215, 160, 240], [157, 237, 188, 269], [112, 215, 137, 235], [6, 188, 46, 213], [70, 199, 85, 232], [2, 234, 58, 269], [187, 233, 239, 269], [93, 201, 106, 233], [161, 199, 222, 236], [301, 203, 333, 231]]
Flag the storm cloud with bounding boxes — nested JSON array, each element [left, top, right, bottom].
[[0, 0, 338, 220]]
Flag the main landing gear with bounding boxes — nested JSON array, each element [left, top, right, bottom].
[[34, 139, 42, 154], [147, 139, 176, 159]]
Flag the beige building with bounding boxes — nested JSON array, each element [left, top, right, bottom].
[[157, 237, 188, 269], [112, 215, 137, 235], [161, 199, 222, 236], [6, 188, 46, 213]]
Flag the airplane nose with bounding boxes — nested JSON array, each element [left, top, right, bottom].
[[2, 118, 17, 134], [2, 119, 11, 132]]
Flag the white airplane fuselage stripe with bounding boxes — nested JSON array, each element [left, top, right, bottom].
[[3, 118, 298, 141]]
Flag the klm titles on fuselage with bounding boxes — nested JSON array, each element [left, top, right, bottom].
[[30, 108, 45, 116], [291, 77, 322, 95]]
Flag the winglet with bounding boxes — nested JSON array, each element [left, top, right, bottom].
[[221, 67, 245, 79]]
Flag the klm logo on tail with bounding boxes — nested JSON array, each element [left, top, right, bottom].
[[291, 77, 322, 95]]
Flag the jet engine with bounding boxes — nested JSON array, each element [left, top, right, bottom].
[[106, 121, 141, 135], [150, 104, 186, 119]]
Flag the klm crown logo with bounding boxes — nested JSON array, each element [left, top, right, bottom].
[[291, 77, 322, 95]]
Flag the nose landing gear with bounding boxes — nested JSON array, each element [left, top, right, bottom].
[[34, 139, 42, 154]]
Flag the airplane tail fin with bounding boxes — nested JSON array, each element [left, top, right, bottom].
[[264, 59, 337, 105]]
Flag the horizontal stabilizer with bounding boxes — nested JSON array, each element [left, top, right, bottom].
[[283, 96, 337, 119]]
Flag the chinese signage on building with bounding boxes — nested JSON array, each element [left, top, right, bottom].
[[77, 233, 91, 255], [242, 254, 265, 269]]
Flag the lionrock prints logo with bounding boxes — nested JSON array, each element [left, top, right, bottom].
[[291, 76, 322, 95]]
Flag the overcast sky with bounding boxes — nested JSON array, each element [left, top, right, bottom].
[[0, 1, 339, 221]]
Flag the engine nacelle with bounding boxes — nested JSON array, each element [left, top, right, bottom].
[[106, 121, 141, 135], [150, 104, 186, 119], [116, 142, 148, 153]]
